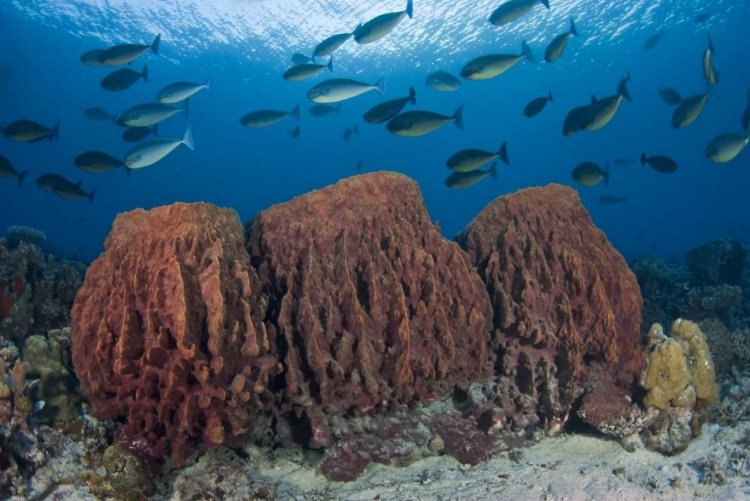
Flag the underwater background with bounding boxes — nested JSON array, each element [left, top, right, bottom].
[[1, 0, 749, 262]]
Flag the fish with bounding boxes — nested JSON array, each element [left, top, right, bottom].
[[2, 120, 60, 143], [356, 160, 364, 172], [288, 126, 301, 139], [308, 76, 386, 104], [122, 125, 158, 143], [562, 104, 593, 137], [124, 127, 194, 169], [344, 125, 359, 142], [313, 33, 353, 58], [241, 105, 300, 128], [612, 158, 633, 166], [694, 11, 713, 24], [445, 161, 498, 189], [157, 76, 212, 104], [309, 104, 341, 117], [640, 152, 678, 173], [446, 142, 509, 173], [363, 87, 416, 124], [571, 161, 609, 187], [291, 53, 312, 65], [0, 155, 28, 187], [599, 195, 626, 205], [425, 71, 462, 92], [742, 89, 750, 133], [100, 65, 148, 92], [703, 33, 719, 85], [83, 107, 118, 123], [489, 0, 550, 26], [644, 30, 664, 50], [460, 40, 535, 80], [283, 57, 334, 82], [118, 101, 187, 128], [354, 0, 413, 45], [704, 132, 749, 163], [657, 87, 682, 105], [74, 151, 127, 173], [671, 91, 709, 128], [36, 174, 95, 203], [386, 106, 464, 137], [523, 91, 553, 117], [583, 73, 631, 132], [79, 49, 106, 67], [544, 18, 578, 63], [97, 34, 160, 66]]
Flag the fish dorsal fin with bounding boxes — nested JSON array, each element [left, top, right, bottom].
[[590, 94, 598, 104]]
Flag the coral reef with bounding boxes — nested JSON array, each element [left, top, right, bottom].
[[71, 203, 276, 464], [455, 183, 646, 434], [6, 225, 46, 250], [687, 239, 746, 286], [246, 172, 493, 443], [631, 256, 691, 329], [697, 319, 735, 378]]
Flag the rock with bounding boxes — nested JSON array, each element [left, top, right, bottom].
[[71, 203, 278, 464], [456, 184, 646, 433], [103, 444, 156, 501], [247, 172, 493, 443], [687, 238, 746, 286]]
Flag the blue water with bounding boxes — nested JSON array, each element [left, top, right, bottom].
[[1, 0, 749, 263]]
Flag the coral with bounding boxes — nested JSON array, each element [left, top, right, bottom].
[[630, 256, 691, 329], [247, 172, 493, 443], [687, 238, 746, 286], [698, 318, 735, 377], [71, 202, 277, 464], [22, 333, 79, 423], [642, 320, 719, 411], [671, 318, 719, 406], [6, 225, 46, 250], [733, 327, 750, 364], [455, 183, 645, 432], [102, 444, 156, 500]]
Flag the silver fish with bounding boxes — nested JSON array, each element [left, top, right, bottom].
[[704, 132, 749, 163], [702, 33, 719, 85], [283, 57, 333, 82], [79, 49, 106, 67], [386, 106, 464, 137], [74, 151, 127, 173], [122, 125, 158, 143], [671, 92, 709, 128], [37, 174, 95, 203], [83, 107, 117, 123], [118, 101, 187, 128], [460, 40, 535, 80], [445, 161, 498, 189], [363, 87, 416, 124], [489, 0, 550, 26], [100, 65, 148, 92], [572, 161, 609, 187], [545, 18, 578, 63], [157, 76, 212, 104], [644, 30, 664, 50], [523, 91, 553, 117], [124, 127, 194, 169], [425, 71, 461, 92], [447, 142, 509, 172], [640, 152, 678, 173], [98, 34, 160, 66], [240, 105, 300, 127], [308, 76, 386, 104], [291, 53, 312, 65], [314, 33, 353, 58], [2, 120, 59, 143], [354, 0, 413, 45], [0, 155, 28, 187]]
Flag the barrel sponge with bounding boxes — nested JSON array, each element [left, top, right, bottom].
[[642, 327, 691, 410], [670, 318, 719, 405]]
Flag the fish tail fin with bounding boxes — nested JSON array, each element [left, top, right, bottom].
[[570, 18, 578, 37], [17, 171, 28, 188], [499, 141, 509, 165], [152, 34, 161, 55], [142, 64, 149, 83], [182, 127, 195, 151], [452, 105, 465, 131], [354, 124, 359, 135], [406, 0, 413, 19], [152, 123, 158, 137], [522, 39, 536, 63], [548, 90, 553, 103], [540, 0, 550, 8], [50, 121, 60, 142], [89, 189, 96, 204], [375, 74, 387, 97], [408, 86, 417, 105], [183, 98, 190, 119], [327, 56, 334, 73], [335, 104, 341, 115], [204, 75, 213, 93], [292, 104, 301, 121], [489, 161, 498, 181], [640, 152, 647, 166], [604, 161, 610, 187]]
